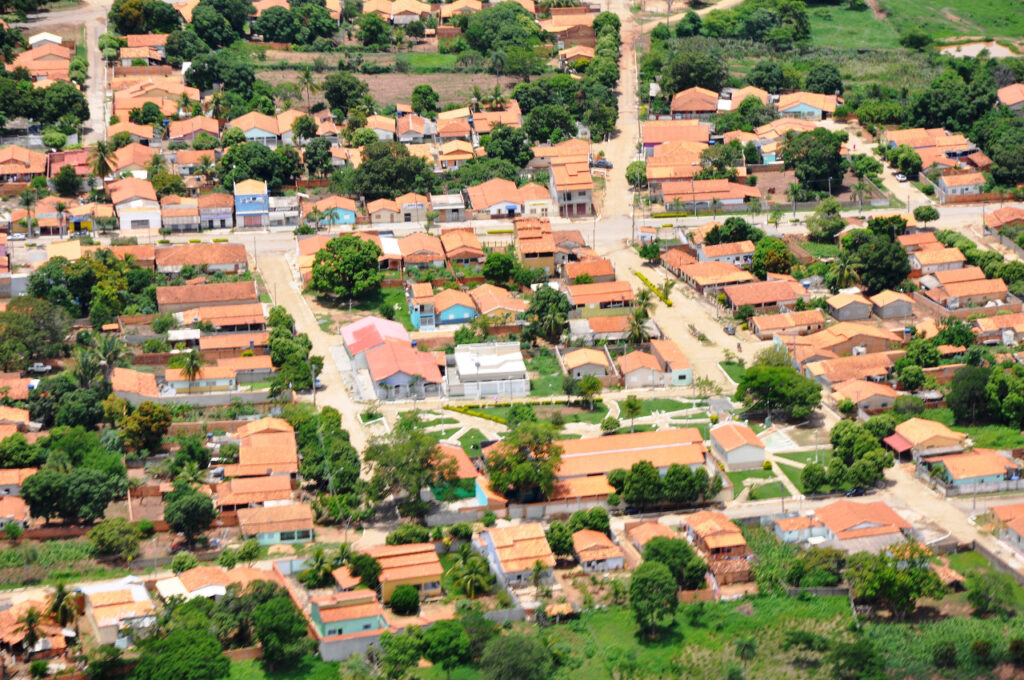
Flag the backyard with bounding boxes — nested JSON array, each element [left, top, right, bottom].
[[919, 408, 1024, 449]]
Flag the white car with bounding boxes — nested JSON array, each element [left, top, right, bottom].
[[8, 233, 25, 241], [894, 173, 908, 182], [28, 362, 52, 373]]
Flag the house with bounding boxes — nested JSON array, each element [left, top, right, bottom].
[[870, 290, 914, 319], [641, 120, 711, 156], [660, 247, 698, 278], [109, 177, 160, 232], [0, 496, 28, 529], [937, 172, 986, 200], [625, 521, 675, 554], [164, 366, 236, 393], [562, 347, 612, 379], [831, 379, 899, 412], [8, 43, 72, 83], [616, 351, 663, 388], [396, 114, 428, 143], [79, 578, 156, 649], [685, 510, 748, 560], [896, 232, 940, 252], [997, 83, 1024, 113], [974, 312, 1024, 345], [669, 87, 719, 120], [813, 499, 910, 553], [233, 179, 269, 228], [440, 228, 483, 264], [466, 178, 523, 219], [0, 468, 35, 497], [304, 195, 357, 226], [789, 322, 903, 362], [709, 423, 765, 470], [772, 515, 827, 544], [0, 597, 66, 658], [227, 111, 279, 148], [119, 45, 162, 65], [417, 288, 476, 329], [155, 280, 257, 312], [887, 417, 968, 460], [340, 316, 410, 369], [437, 117, 472, 141], [213, 473, 292, 511], [168, 115, 220, 143], [550, 161, 592, 217], [661, 179, 763, 210], [107, 121, 156, 145], [452, 342, 529, 398], [517, 234, 557, 275], [396, 193, 429, 223], [154, 565, 282, 602], [481, 523, 555, 587], [750, 309, 826, 340], [826, 293, 872, 321], [552, 428, 706, 480], [909, 247, 966, 275], [361, 543, 444, 603], [366, 338, 444, 399], [174, 149, 217, 178], [237, 503, 314, 545], [649, 338, 692, 386], [367, 198, 400, 224], [565, 281, 635, 315], [538, 7, 597, 48], [222, 422, 299, 478], [469, 284, 527, 325], [678, 261, 756, 294], [723, 279, 806, 312], [572, 530, 624, 573], [268, 195, 300, 228], [777, 92, 842, 120], [28, 32, 62, 48], [804, 351, 903, 389], [984, 206, 1024, 232], [197, 193, 235, 230], [217, 355, 275, 383], [924, 278, 1009, 310], [929, 450, 1019, 487], [565, 258, 615, 283], [111, 367, 161, 405], [696, 240, 755, 266], [727, 85, 769, 109], [308, 591, 387, 639], [429, 193, 466, 222]]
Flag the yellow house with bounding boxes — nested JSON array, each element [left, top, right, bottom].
[[336, 543, 444, 604]]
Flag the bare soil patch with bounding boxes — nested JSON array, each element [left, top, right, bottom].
[[940, 40, 1019, 58]]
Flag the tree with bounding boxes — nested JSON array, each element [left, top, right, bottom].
[[781, 128, 845, 194], [577, 374, 602, 411], [452, 554, 493, 599], [899, 26, 932, 50], [389, 584, 420, 616], [749, 60, 788, 93], [662, 48, 727, 93], [365, 412, 454, 507], [525, 287, 570, 345], [735, 637, 757, 669], [523, 104, 575, 143], [422, 619, 470, 680], [356, 12, 390, 47], [131, 628, 229, 680], [90, 141, 115, 179], [948, 365, 992, 425], [630, 561, 677, 636], [829, 639, 886, 680], [122, 401, 171, 454], [626, 160, 647, 189], [17, 607, 42, 656], [380, 629, 423, 680], [801, 463, 826, 494], [643, 537, 707, 589], [255, 5, 298, 41], [290, 114, 317, 145], [845, 541, 944, 621], [545, 520, 573, 557], [483, 124, 533, 167], [323, 71, 369, 113], [53, 164, 80, 198], [89, 517, 141, 562], [179, 349, 204, 395], [252, 596, 314, 670], [486, 422, 562, 502], [191, 4, 237, 49], [750, 237, 791, 279], [164, 483, 216, 547], [804, 62, 843, 95], [411, 84, 439, 117], [890, 144, 922, 177], [620, 395, 643, 433], [479, 633, 552, 680], [638, 240, 661, 263], [310, 235, 384, 300], [966, 570, 1017, 617], [623, 461, 662, 511], [49, 582, 76, 628], [339, 141, 436, 200], [21, 470, 67, 523], [913, 205, 939, 228], [734, 364, 822, 420], [846, 233, 910, 295], [805, 197, 845, 242]]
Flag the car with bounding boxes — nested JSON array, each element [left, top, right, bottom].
[[27, 362, 52, 373], [8, 233, 25, 241], [845, 487, 866, 497], [724, 325, 736, 336], [590, 159, 613, 169], [314, 377, 323, 390], [894, 173, 908, 182]]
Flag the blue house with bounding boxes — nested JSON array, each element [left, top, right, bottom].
[[930, 451, 1019, 488], [236, 503, 313, 546], [233, 179, 269, 228], [309, 591, 387, 638], [410, 287, 476, 330], [305, 195, 357, 227]]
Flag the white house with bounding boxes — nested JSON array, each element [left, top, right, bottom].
[[109, 178, 161, 232], [452, 342, 529, 399], [572, 530, 624, 573], [28, 32, 62, 48], [481, 524, 555, 587], [709, 423, 765, 470]]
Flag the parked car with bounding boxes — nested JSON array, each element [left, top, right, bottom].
[[724, 325, 736, 336], [8, 233, 25, 241], [845, 487, 866, 497], [590, 159, 613, 169], [894, 173, 908, 182], [27, 363, 52, 373]]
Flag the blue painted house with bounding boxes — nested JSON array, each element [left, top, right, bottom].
[[777, 92, 842, 121], [411, 287, 476, 330], [305, 195, 357, 226], [309, 591, 387, 638], [236, 503, 313, 546], [233, 179, 269, 228], [931, 451, 1019, 487]]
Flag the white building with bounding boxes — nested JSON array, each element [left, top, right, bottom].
[[709, 423, 765, 470], [451, 342, 529, 398]]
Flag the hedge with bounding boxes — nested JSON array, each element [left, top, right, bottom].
[[634, 271, 672, 307], [444, 405, 506, 424]]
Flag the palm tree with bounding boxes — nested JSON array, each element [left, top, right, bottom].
[[72, 346, 102, 389], [176, 460, 205, 485], [530, 559, 547, 588], [298, 66, 321, 112], [735, 637, 757, 669], [489, 84, 506, 111], [55, 201, 68, 239], [90, 141, 114, 180], [852, 180, 870, 217], [92, 332, 133, 386], [301, 545, 335, 588], [147, 153, 166, 179], [305, 207, 325, 231], [454, 556, 492, 599], [490, 50, 506, 88], [621, 394, 643, 433], [19, 189, 37, 239], [470, 85, 484, 112], [50, 582, 76, 628], [195, 155, 216, 185], [659, 279, 675, 300], [408, 374, 423, 403], [177, 92, 192, 116], [710, 198, 722, 219], [829, 251, 862, 291], [16, 607, 42, 657], [626, 310, 650, 345], [180, 349, 203, 394], [535, 306, 567, 345], [634, 288, 655, 321]]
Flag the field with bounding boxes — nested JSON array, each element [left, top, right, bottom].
[[230, 659, 338, 680], [808, 5, 902, 50], [878, 0, 1024, 41], [918, 408, 1024, 449]]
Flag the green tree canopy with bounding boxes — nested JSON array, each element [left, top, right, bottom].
[[309, 234, 384, 300]]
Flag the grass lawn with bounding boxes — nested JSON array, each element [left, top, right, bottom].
[[423, 417, 459, 427], [613, 424, 656, 434], [638, 398, 692, 416], [230, 658, 338, 680], [425, 427, 461, 443], [526, 350, 560, 374], [878, 0, 1024, 39], [530, 375, 563, 397], [777, 461, 808, 493], [919, 408, 1024, 449], [346, 286, 412, 330], [776, 450, 833, 467], [750, 481, 791, 500], [458, 428, 488, 455], [401, 52, 460, 72], [944, 550, 990, 576], [808, 5, 901, 50], [720, 361, 745, 383], [726, 468, 775, 490], [797, 240, 840, 259]]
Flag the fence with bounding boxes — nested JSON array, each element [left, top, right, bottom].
[[997, 234, 1024, 261], [112, 65, 173, 77], [912, 290, 1023, 320], [943, 191, 1019, 205]]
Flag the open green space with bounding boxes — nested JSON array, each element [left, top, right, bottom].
[[878, 0, 1024, 40], [918, 408, 1024, 449], [720, 361, 746, 383], [637, 398, 693, 416], [777, 450, 833, 467], [530, 375, 564, 397], [458, 428, 488, 455], [726, 468, 775, 490], [230, 658, 339, 680], [750, 480, 791, 500], [425, 427, 461, 443], [808, 6, 901, 50], [525, 351, 559, 374], [797, 240, 840, 259], [345, 286, 412, 331], [477, 402, 610, 425], [943, 550, 990, 576]]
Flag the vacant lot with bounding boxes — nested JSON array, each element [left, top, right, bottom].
[[879, 0, 1024, 41]]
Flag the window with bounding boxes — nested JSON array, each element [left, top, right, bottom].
[[297, 530, 312, 539], [279, 531, 296, 541], [130, 220, 149, 229]]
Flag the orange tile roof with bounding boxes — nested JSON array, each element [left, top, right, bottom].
[[700, 240, 755, 258], [198, 332, 269, 351], [831, 379, 898, 403], [993, 503, 1024, 523], [156, 281, 257, 308], [551, 161, 592, 191], [941, 172, 985, 188], [469, 284, 527, 315], [626, 521, 675, 548], [397, 232, 444, 262], [566, 281, 635, 306], [686, 510, 746, 550], [932, 450, 1018, 481], [110, 367, 160, 398], [531, 137, 591, 161], [750, 309, 825, 333], [331, 565, 362, 590], [517, 235, 556, 255], [777, 92, 841, 113], [805, 351, 903, 384], [0, 467, 37, 487], [998, 83, 1024, 108], [912, 247, 967, 266], [485, 523, 555, 573], [934, 278, 1008, 300], [235, 418, 293, 437], [894, 417, 967, 448], [710, 423, 763, 452], [0, 496, 27, 523], [156, 243, 247, 268], [662, 248, 697, 270], [985, 206, 1024, 230], [642, 120, 711, 146], [565, 258, 613, 280], [724, 280, 805, 307], [730, 85, 769, 106], [229, 111, 279, 135], [112, 142, 156, 172], [0, 145, 47, 176], [0, 378, 30, 401], [774, 515, 823, 532], [563, 348, 610, 371], [827, 292, 871, 310], [814, 499, 909, 541], [216, 355, 274, 372], [436, 443, 477, 479], [616, 350, 660, 375], [466, 177, 521, 210], [313, 591, 385, 623], [165, 366, 236, 383], [680, 261, 756, 287], [552, 433, 705, 478], [366, 338, 443, 384], [669, 86, 718, 113], [364, 542, 444, 583], [215, 474, 292, 507], [869, 290, 913, 307], [440, 228, 483, 259], [572, 529, 623, 562], [663, 179, 762, 203], [237, 503, 313, 537], [649, 338, 690, 370], [431, 288, 474, 313], [549, 475, 614, 500], [108, 177, 157, 204]]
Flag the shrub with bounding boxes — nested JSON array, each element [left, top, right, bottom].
[[29, 660, 49, 679], [607, 492, 620, 506], [761, 461, 773, 471], [601, 416, 620, 433], [932, 640, 956, 668], [2, 523, 23, 541], [971, 639, 992, 664], [482, 511, 496, 527], [386, 523, 431, 545], [634, 271, 672, 306], [136, 519, 155, 538], [448, 523, 472, 541], [1009, 637, 1024, 665], [171, 552, 199, 573], [837, 398, 856, 416], [390, 585, 420, 615]]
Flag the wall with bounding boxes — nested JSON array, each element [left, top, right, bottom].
[[912, 290, 1023, 320], [119, 389, 285, 408]]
